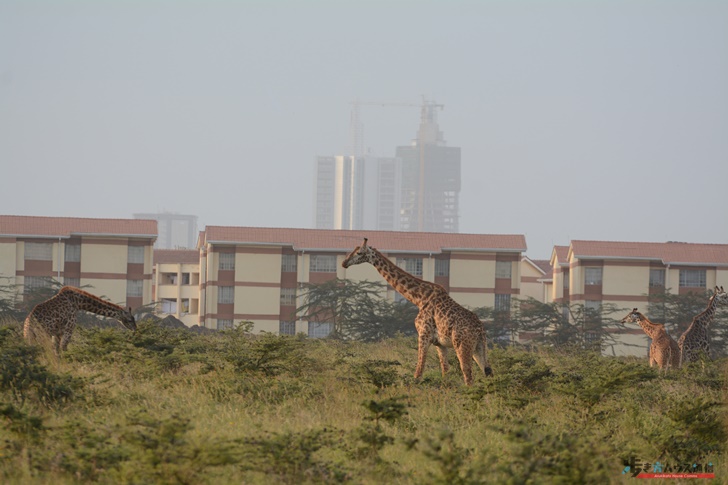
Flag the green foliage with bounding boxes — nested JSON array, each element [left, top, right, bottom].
[[470, 347, 553, 408], [351, 359, 402, 390], [497, 423, 613, 484], [422, 429, 486, 485], [0, 318, 725, 484], [218, 328, 312, 377], [0, 326, 84, 407], [297, 278, 418, 341], [239, 428, 348, 484]]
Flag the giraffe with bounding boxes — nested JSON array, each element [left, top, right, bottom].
[[23, 286, 136, 354], [677, 286, 727, 366], [342, 238, 493, 385], [620, 308, 680, 370]]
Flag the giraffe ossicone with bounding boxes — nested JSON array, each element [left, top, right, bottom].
[[24, 286, 136, 354], [342, 238, 493, 385]]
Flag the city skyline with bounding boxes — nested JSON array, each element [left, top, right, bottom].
[[2, 1, 726, 259]]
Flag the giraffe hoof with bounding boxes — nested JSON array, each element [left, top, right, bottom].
[[485, 367, 493, 377]]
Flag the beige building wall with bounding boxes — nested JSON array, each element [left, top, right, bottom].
[[236, 252, 280, 283], [602, 264, 646, 297], [520, 260, 545, 302], [81, 241, 128, 274], [0, 241, 17, 283]]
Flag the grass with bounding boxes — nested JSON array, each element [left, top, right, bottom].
[[0, 319, 726, 484]]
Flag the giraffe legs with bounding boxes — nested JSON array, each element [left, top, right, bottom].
[[435, 344, 449, 377], [414, 334, 431, 381]]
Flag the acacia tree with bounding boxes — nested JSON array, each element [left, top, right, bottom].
[[294, 279, 419, 341], [474, 297, 630, 352], [647, 288, 728, 357]]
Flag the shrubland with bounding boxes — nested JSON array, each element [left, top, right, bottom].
[[0, 319, 725, 484]]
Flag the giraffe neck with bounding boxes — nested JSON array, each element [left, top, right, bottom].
[[368, 248, 441, 307], [693, 294, 718, 329], [635, 314, 664, 339], [63, 287, 127, 319]]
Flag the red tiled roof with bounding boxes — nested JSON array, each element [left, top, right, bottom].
[[531, 259, 553, 274], [202, 227, 527, 254], [0, 215, 157, 238], [569, 240, 728, 266], [153, 249, 200, 264], [551, 245, 570, 266]]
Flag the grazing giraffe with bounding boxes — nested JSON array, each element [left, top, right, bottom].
[[24, 286, 136, 354], [342, 238, 493, 385], [620, 308, 679, 370], [678, 286, 727, 366]]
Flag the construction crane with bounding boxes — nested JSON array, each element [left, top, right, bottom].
[[348, 96, 445, 231], [349, 96, 444, 157]]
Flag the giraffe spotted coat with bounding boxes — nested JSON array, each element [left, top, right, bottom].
[[342, 238, 492, 385], [24, 286, 136, 354]]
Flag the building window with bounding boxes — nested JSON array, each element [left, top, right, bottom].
[[398, 258, 422, 277], [495, 261, 512, 279], [494, 294, 511, 313], [181, 299, 190, 314], [64, 244, 81, 263], [218, 286, 234, 304], [585, 300, 602, 323], [181, 273, 191, 285], [649, 269, 665, 287], [584, 267, 602, 285], [563, 271, 570, 289], [161, 298, 177, 314], [679, 269, 706, 288], [24, 276, 52, 292], [435, 259, 450, 277], [64, 277, 80, 288], [127, 280, 143, 297], [217, 319, 233, 331], [219, 253, 235, 271], [24, 242, 53, 261], [280, 287, 296, 306], [310, 255, 337, 273], [282, 254, 297, 273], [308, 322, 333, 338], [128, 246, 145, 264], [279, 321, 296, 336]]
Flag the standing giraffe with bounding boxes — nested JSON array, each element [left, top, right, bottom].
[[342, 238, 493, 385], [620, 308, 680, 370], [677, 286, 727, 366], [24, 286, 136, 354]]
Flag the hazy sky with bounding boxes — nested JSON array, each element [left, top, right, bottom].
[[1, 0, 726, 259]]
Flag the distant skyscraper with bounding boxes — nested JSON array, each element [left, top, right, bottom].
[[396, 102, 460, 233], [134, 212, 198, 249], [314, 98, 460, 233]]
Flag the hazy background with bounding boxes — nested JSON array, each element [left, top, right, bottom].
[[1, 0, 726, 259]]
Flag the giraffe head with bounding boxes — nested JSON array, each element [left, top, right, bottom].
[[119, 307, 137, 331], [342, 238, 376, 268], [620, 308, 643, 324], [713, 286, 727, 305]]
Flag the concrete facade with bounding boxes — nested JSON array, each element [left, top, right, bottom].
[[0, 215, 157, 309]]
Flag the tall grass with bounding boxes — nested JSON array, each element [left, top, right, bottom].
[[0, 319, 725, 484]]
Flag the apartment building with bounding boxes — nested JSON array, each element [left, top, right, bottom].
[[548, 240, 728, 355], [197, 226, 527, 335], [152, 249, 201, 327], [0, 215, 157, 309], [520, 257, 551, 303]]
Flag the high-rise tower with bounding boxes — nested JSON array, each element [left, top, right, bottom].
[[395, 99, 460, 233], [314, 98, 460, 233]]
